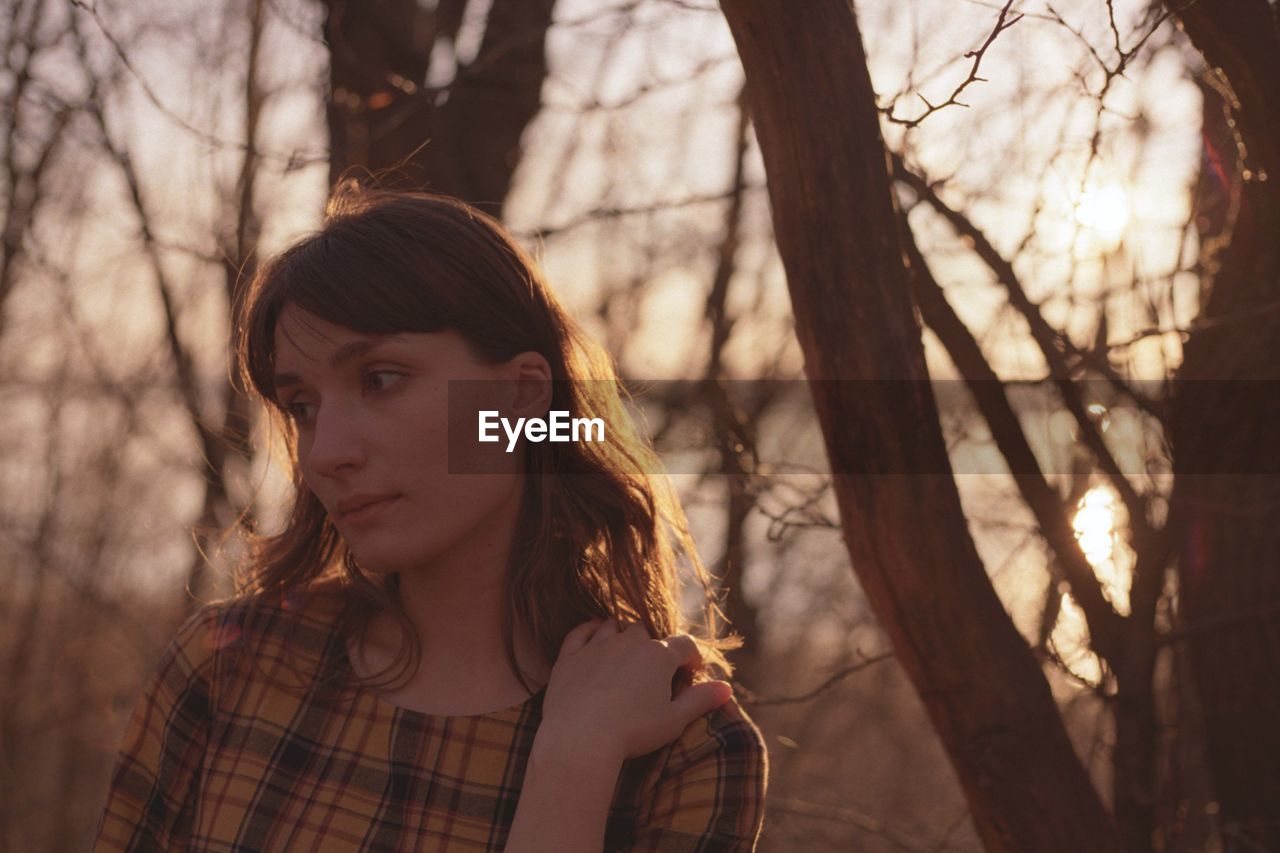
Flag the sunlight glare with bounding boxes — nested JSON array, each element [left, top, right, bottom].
[[1074, 184, 1130, 244], [1073, 486, 1116, 565], [1052, 593, 1101, 687], [1050, 485, 1133, 689], [1072, 485, 1130, 615]]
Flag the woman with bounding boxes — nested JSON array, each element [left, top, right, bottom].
[[94, 185, 768, 851]]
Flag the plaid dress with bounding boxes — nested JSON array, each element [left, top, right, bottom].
[[93, 586, 768, 851]]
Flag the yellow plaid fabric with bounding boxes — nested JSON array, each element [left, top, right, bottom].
[[94, 585, 768, 851]]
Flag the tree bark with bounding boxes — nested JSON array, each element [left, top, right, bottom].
[[323, 0, 555, 214], [1166, 2, 1280, 847], [718, 2, 1121, 848]]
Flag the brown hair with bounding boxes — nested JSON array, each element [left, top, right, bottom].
[[232, 183, 736, 694]]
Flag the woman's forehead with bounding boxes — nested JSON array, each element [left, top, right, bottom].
[[273, 304, 358, 358], [273, 308, 415, 374], [271, 304, 468, 378]]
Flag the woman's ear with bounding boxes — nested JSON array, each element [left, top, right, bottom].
[[506, 351, 553, 418]]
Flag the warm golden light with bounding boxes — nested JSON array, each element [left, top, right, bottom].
[[1074, 184, 1130, 243], [1073, 486, 1117, 566], [1050, 485, 1133, 687], [1072, 486, 1130, 614]]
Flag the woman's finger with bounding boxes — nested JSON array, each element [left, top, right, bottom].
[[587, 617, 619, 642], [668, 680, 733, 727], [661, 634, 703, 669], [620, 620, 648, 638], [560, 619, 603, 654]]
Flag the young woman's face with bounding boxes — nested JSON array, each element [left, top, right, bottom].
[[271, 304, 532, 575]]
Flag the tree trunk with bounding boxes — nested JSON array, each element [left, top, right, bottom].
[[1166, 2, 1280, 847], [323, 0, 555, 213], [717, 2, 1121, 848], [901, 204, 1165, 851]]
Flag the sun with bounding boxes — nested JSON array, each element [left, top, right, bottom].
[[1074, 184, 1130, 243]]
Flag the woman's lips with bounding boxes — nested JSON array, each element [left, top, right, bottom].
[[341, 495, 400, 525]]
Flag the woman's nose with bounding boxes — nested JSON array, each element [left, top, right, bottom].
[[304, 406, 366, 477]]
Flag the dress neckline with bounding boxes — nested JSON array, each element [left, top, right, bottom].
[[334, 630, 546, 723]]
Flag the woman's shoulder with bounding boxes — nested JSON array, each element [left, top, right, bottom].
[[665, 693, 768, 777], [614, 694, 768, 847], [167, 577, 350, 684]]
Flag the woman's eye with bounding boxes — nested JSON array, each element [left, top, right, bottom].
[[363, 371, 405, 393], [278, 373, 402, 422], [282, 399, 314, 422]]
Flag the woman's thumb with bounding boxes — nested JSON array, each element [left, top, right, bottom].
[[670, 679, 733, 723]]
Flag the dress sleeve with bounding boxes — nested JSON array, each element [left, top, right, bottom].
[[626, 697, 769, 852], [93, 605, 222, 852]]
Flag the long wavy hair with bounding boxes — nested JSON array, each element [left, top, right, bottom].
[[231, 183, 736, 694]]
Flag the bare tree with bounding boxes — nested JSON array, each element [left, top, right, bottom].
[[0, 0, 76, 331], [718, 1, 1122, 848], [714, 0, 1279, 849], [323, 0, 556, 210], [1165, 2, 1280, 847], [1, 0, 302, 845]]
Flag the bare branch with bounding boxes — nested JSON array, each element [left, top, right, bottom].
[[900, 204, 1127, 662], [883, 0, 1023, 128], [69, 0, 322, 166], [893, 153, 1160, 544], [734, 650, 894, 707], [767, 796, 938, 852]]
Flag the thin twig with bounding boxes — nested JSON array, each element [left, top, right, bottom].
[[735, 650, 894, 706], [884, 0, 1023, 128]]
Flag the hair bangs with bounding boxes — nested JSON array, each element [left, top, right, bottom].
[[238, 221, 466, 408]]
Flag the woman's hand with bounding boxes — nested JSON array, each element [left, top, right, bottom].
[[505, 620, 733, 852], [537, 618, 734, 765]]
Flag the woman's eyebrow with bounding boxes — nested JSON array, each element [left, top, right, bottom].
[[273, 335, 404, 390]]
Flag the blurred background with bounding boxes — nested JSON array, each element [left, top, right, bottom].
[[2, 0, 1277, 849]]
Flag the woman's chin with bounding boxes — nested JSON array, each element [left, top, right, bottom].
[[346, 543, 430, 577]]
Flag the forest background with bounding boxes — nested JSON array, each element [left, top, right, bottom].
[[1, 0, 1277, 850]]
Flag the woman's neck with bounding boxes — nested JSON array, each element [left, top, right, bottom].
[[351, 484, 552, 714]]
